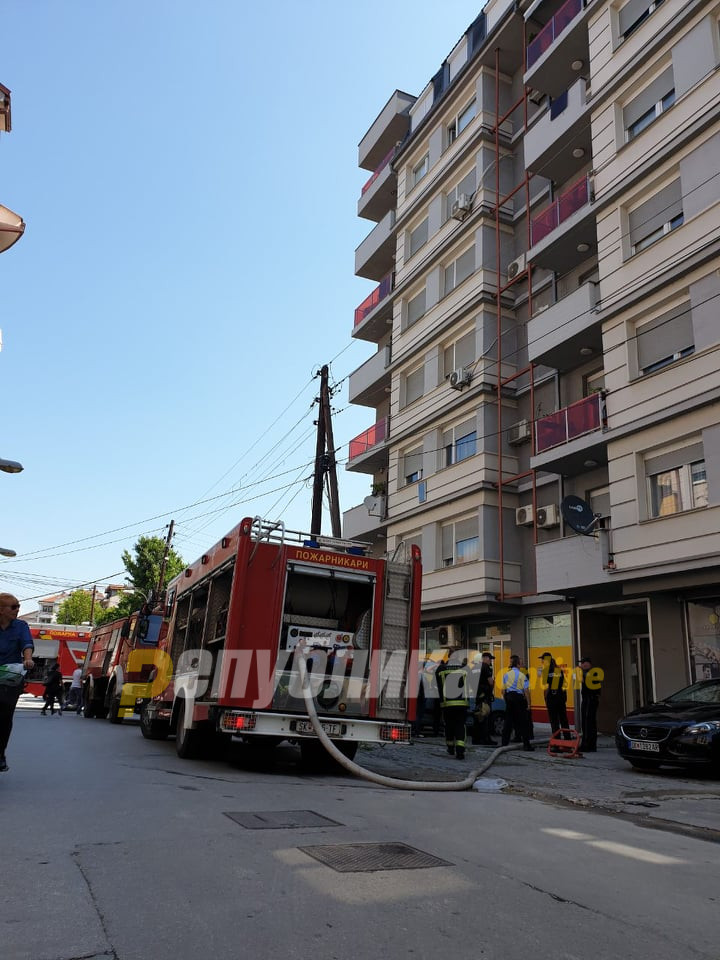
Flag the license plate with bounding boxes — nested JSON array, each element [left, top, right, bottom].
[[629, 740, 660, 752], [295, 719, 342, 736]]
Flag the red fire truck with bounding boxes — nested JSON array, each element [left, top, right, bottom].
[[139, 517, 422, 763], [81, 608, 168, 721], [24, 625, 91, 697]]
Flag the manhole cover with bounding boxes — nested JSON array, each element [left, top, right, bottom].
[[298, 842, 452, 872], [224, 810, 342, 829]]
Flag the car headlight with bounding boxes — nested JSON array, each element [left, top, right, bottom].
[[684, 721, 720, 735]]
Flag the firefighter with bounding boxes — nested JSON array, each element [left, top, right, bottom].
[[578, 656, 601, 752], [435, 651, 469, 760]]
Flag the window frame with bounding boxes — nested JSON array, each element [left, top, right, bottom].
[[631, 212, 683, 256], [402, 366, 424, 408], [408, 217, 429, 258], [443, 245, 475, 297], [647, 459, 707, 518], [625, 87, 674, 142], [412, 154, 429, 188], [441, 418, 478, 468], [441, 516, 479, 567], [620, 0, 665, 42], [402, 448, 424, 486], [446, 98, 476, 147]]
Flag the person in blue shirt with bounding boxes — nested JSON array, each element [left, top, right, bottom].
[[501, 654, 534, 751], [0, 593, 35, 772]]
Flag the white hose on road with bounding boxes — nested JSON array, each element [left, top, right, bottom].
[[296, 646, 547, 792]]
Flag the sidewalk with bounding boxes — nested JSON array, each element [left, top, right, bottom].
[[358, 725, 720, 841]]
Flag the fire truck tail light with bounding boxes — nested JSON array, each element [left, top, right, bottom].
[[220, 711, 257, 733], [380, 724, 410, 743]]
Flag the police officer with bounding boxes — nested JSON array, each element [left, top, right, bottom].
[[578, 656, 601, 752], [435, 651, 469, 760], [501, 654, 534, 751]]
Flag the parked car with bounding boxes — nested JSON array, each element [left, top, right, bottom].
[[615, 678, 720, 773]]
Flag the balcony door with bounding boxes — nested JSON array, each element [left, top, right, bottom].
[[622, 635, 653, 712]]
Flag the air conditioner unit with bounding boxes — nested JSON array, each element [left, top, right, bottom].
[[449, 367, 472, 390], [450, 194, 473, 221], [515, 506, 535, 526], [536, 504, 560, 528], [508, 254, 527, 280], [438, 624, 461, 646], [508, 419, 531, 445]]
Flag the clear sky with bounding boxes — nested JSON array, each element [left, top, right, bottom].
[[1, 0, 482, 613]]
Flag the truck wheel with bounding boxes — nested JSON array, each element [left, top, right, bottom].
[[140, 705, 169, 741], [175, 701, 204, 759], [83, 693, 96, 719], [108, 693, 123, 724]]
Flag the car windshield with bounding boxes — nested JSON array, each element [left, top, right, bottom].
[[665, 680, 720, 705]]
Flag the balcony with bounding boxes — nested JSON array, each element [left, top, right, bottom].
[[355, 209, 396, 282], [353, 271, 394, 343], [532, 393, 607, 476], [528, 281, 600, 370], [524, 78, 592, 183], [358, 147, 396, 223], [343, 498, 388, 542], [347, 417, 389, 474], [529, 174, 595, 271], [525, 0, 595, 99], [358, 90, 414, 172], [536, 534, 613, 594], [348, 345, 392, 408]]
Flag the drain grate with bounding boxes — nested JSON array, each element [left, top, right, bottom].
[[224, 810, 342, 830], [298, 841, 452, 873]]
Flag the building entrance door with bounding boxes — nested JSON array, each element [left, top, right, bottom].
[[622, 635, 653, 712]]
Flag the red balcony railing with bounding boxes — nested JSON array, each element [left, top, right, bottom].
[[527, 0, 583, 68], [531, 174, 591, 246], [535, 393, 605, 453], [354, 272, 394, 327], [361, 147, 395, 195], [348, 417, 389, 461]]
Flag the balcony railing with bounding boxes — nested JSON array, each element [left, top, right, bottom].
[[531, 174, 591, 246], [535, 393, 605, 453], [354, 272, 394, 327], [527, 0, 583, 69], [348, 417, 389, 461], [361, 147, 395, 195]]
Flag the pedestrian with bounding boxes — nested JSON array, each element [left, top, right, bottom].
[[470, 652, 497, 745], [41, 661, 64, 716], [435, 651, 469, 759], [0, 593, 35, 772], [539, 652, 570, 740], [501, 654, 534, 751], [64, 665, 84, 715], [578, 656, 602, 752]]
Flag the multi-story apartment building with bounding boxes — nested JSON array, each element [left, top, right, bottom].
[[344, 0, 720, 732]]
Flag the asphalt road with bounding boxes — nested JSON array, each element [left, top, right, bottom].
[[2, 697, 718, 960]]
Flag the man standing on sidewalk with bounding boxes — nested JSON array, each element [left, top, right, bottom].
[[436, 651, 469, 760], [501, 654, 534, 751], [579, 656, 602, 752]]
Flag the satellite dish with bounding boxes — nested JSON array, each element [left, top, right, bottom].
[[561, 495, 599, 535]]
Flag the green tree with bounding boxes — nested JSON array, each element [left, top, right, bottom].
[[121, 534, 185, 613], [56, 590, 95, 625]]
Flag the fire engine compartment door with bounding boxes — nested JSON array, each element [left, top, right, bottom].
[[273, 563, 376, 719]]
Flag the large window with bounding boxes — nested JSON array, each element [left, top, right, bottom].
[[406, 289, 426, 327], [645, 442, 708, 518], [619, 0, 665, 41], [402, 449, 424, 485], [441, 517, 479, 566], [412, 154, 429, 188], [447, 98, 476, 145], [441, 418, 477, 468], [409, 218, 429, 258], [403, 367, 424, 407], [624, 67, 674, 142], [443, 245, 475, 296], [628, 179, 683, 255], [444, 330, 476, 378], [635, 301, 693, 375]]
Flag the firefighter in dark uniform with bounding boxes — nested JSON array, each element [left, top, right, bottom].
[[579, 656, 601, 752], [470, 652, 497, 745], [436, 652, 469, 760], [539, 652, 570, 739]]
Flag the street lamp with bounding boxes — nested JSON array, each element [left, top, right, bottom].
[[0, 547, 17, 557], [0, 457, 23, 474]]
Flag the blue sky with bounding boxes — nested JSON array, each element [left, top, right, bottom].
[[1, 0, 481, 612]]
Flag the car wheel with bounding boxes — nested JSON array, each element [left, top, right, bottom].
[[629, 758, 661, 770]]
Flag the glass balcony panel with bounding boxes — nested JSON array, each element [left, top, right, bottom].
[[527, 0, 582, 68], [531, 175, 590, 247], [536, 394, 602, 453], [536, 411, 568, 452], [354, 272, 394, 327], [361, 147, 395, 196], [349, 417, 388, 461]]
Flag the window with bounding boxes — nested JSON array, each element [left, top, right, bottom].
[[41, 604, 54, 614], [403, 449, 424, 485], [406, 289, 426, 327], [624, 68, 674, 142], [619, 0, 665, 41], [636, 301, 693, 375], [441, 517, 479, 566], [447, 99, 476, 145], [444, 330, 475, 378], [442, 419, 477, 467], [403, 367, 424, 407], [443, 245, 475, 296], [645, 442, 708, 518], [587, 485, 611, 521], [628, 179, 683, 255], [445, 169, 477, 222], [408, 218, 429, 258], [583, 369, 605, 396], [412, 154, 429, 188]]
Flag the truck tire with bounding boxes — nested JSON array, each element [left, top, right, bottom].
[[299, 739, 355, 771], [175, 701, 204, 759], [83, 691, 96, 719], [107, 690, 123, 724], [140, 705, 170, 741]]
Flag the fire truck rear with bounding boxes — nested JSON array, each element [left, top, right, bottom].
[[140, 517, 422, 762], [24, 626, 90, 698]]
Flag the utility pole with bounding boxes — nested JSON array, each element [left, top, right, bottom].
[[310, 365, 342, 537], [156, 519, 175, 602]]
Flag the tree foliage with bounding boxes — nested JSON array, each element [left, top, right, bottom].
[[56, 590, 95, 625], [121, 534, 185, 613]]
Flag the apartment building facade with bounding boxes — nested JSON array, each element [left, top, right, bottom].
[[344, 0, 720, 731]]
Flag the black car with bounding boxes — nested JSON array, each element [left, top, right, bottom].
[[616, 678, 720, 773]]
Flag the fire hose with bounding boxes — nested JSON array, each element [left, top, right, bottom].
[[296, 645, 548, 792]]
